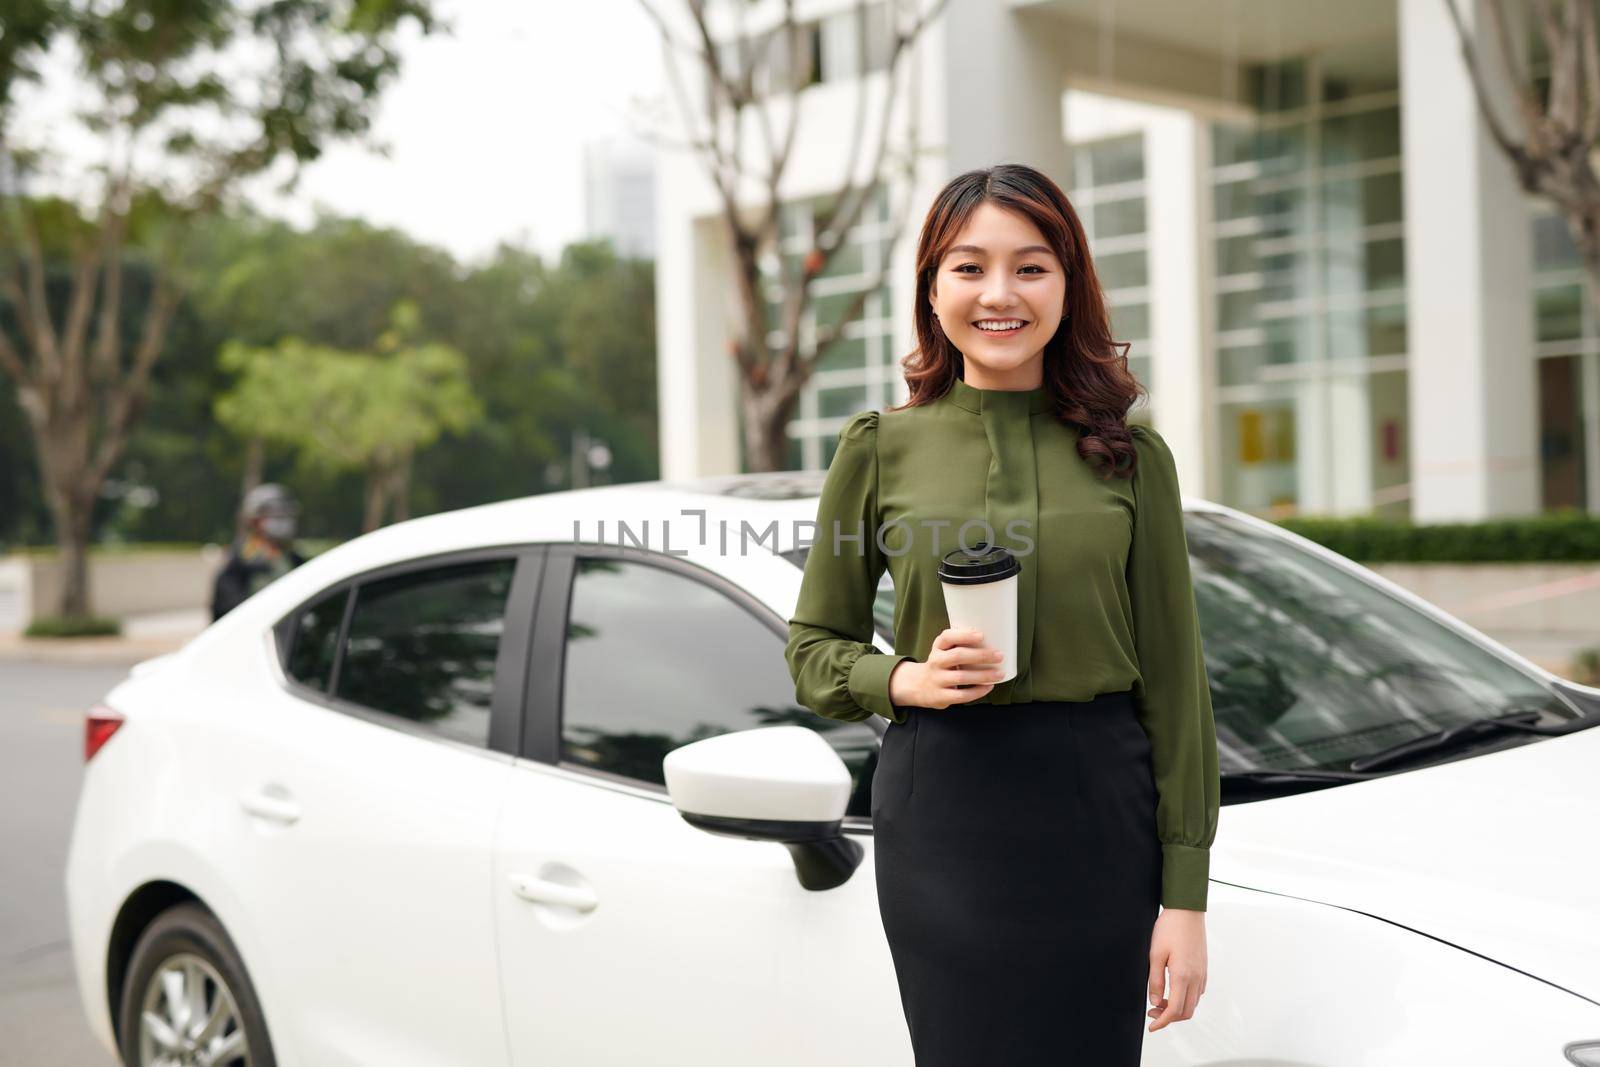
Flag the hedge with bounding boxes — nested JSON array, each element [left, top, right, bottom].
[[1274, 511, 1600, 562]]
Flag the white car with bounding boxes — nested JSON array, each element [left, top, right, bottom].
[[65, 473, 1600, 1067]]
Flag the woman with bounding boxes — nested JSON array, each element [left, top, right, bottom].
[[784, 163, 1219, 1065]]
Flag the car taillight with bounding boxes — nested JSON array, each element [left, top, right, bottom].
[[86, 703, 125, 762]]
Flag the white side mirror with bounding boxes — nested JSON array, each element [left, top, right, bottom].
[[663, 725, 851, 823]]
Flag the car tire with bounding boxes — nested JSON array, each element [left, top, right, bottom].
[[117, 901, 277, 1067]]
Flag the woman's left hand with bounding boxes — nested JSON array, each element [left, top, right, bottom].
[[1146, 907, 1207, 1031]]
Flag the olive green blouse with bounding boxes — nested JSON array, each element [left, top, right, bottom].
[[783, 376, 1221, 911]]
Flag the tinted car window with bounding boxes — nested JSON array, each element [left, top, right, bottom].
[[335, 558, 516, 747], [286, 590, 347, 692], [1179, 512, 1576, 771], [561, 557, 880, 817]]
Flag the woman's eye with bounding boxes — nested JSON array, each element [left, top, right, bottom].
[[952, 264, 1047, 274]]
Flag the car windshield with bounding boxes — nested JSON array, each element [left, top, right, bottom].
[[781, 510, 1582, 774]]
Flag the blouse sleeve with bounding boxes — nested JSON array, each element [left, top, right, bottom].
[[1127, 424, 1221, 911], [785, 410, 913, 725]]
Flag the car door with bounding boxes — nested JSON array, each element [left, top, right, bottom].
[[225, 547, 538, 1067], [493, 544, 908, 1066]]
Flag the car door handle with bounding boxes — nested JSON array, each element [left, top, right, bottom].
[[508, 874, 598, 911], [238, 789, 301, 826]]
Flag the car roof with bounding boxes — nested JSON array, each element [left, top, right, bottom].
[[192, 469, 1231, 653], [288, 470, 1226, 577]]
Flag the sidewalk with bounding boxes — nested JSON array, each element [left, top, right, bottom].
[[0, 609, 208, 665]]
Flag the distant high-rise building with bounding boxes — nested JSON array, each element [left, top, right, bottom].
[[583, 139, 656, 260]]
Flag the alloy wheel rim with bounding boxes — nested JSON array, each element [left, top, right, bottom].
[[137, 951, 252, 1066]]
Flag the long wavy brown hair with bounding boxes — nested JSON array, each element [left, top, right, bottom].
[[889, 163, 1146, 480]]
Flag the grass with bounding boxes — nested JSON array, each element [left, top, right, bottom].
[[23, 615, 124, 638]]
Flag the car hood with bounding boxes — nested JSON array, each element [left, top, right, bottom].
[[1214, 721, 1600, 1004]]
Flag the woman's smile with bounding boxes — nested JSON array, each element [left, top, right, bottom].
[[973, 317, 1029, 338]]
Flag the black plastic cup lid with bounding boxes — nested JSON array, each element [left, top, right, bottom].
[[937, 543, 1020, 585]]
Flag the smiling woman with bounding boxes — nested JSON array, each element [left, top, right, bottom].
[[785, 162, 1217, 1066]]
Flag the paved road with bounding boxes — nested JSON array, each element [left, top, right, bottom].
[[1, 659, 132, 1066]]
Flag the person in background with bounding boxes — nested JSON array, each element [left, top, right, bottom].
[[210, 483, 306, 621]]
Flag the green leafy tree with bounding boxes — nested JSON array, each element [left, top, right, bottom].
[[411, 238, 660, 510], [214, 303, 483, 531], [0, 0, 437, 617]]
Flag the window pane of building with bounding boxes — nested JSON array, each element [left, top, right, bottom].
[[816, 334, 869, 373], [818, 384, 870, 419], [1535, 284, 1582, 343], [1093, 197, 1146, 239], [1539, 354, 1589, 510], [1221, 397, 1299, 513], [1319, 107, 1402, 166], [1096, 248, 1148, 290], [1532, 212, 1579, 272]]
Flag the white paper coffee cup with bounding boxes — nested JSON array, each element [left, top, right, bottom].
[[937, 543, 1021, 683]]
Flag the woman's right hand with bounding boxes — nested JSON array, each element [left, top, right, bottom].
[[888, 627, 1006, 710]]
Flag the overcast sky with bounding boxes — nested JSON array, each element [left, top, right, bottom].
[[261, 0, 668, 264], [17, 0, 668, 266]]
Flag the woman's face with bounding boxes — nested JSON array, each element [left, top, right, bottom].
[[928, 201, 1068, 388]]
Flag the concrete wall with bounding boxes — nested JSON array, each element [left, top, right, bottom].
[[1368, 561, 1600, 672], [0, 548, 224, 628]]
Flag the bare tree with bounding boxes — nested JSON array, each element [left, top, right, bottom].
[[0, 1, 435, 621], [634, 0, 949, 471], [1443, 0, 1600, 310]]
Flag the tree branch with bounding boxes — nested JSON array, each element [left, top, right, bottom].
[[1443, 0, 1535, 176], [15, 204, 61, 382], [0, 326, 27, 384], [1579, 0, 1600, 144], [87, 229, 182, 489]]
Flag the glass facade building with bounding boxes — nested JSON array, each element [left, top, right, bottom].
[[1207, 53, 1410, 518], [1068, 132, 1154, 398]]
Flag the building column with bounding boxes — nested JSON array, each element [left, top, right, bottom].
[[935, 4, 1071, 180], [1400, 0, 1538, 519], [656, 210, 741, 481]]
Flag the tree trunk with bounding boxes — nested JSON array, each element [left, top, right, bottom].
[[362, 467, 388, 533], [741, 385, 797, 472], [44, 482, 95, 618], [31, 406, 100, 618], [392, 452, 413, 523], [238, 437, 265, 540]]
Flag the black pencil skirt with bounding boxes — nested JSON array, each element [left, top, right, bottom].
[[870, 689, 1162, 1066]]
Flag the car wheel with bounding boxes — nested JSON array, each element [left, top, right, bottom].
[[117, 902, 276, 1067]]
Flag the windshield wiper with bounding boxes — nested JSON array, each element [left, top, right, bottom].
[[1347, 709, 1562, 773], [1219, 766, 1376, 801], [1221, 767, 1377, 785]]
